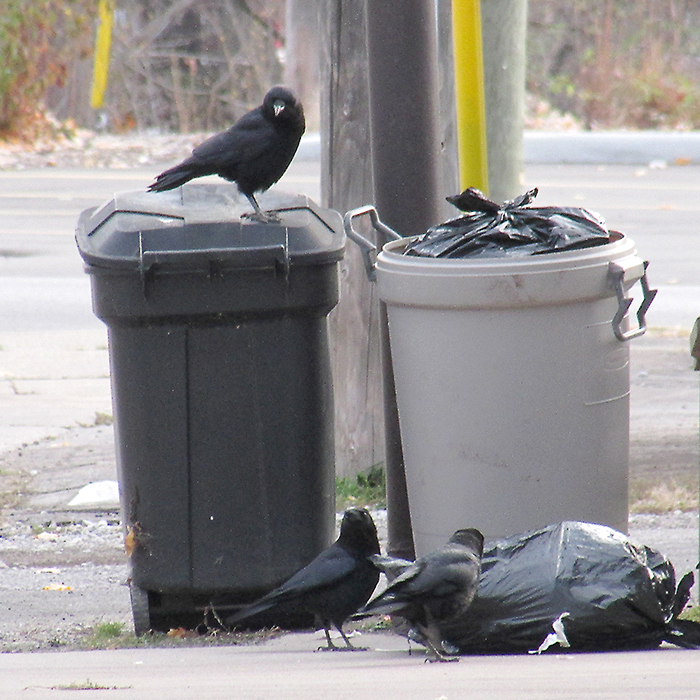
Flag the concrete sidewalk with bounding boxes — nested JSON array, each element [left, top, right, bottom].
[[2, 636, 700, 700]]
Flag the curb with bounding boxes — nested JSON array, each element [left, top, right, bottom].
[[298, 131, 700, 166], [524, 131, 700, 165]]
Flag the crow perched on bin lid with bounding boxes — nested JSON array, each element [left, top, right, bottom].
[[362, 528, 484, 661], [148, 86, 305, 222], [226, 508, 380, 651]]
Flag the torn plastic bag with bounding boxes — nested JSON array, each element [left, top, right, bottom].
[[405, 187, 612, 259], [373, 521, 700, 654]]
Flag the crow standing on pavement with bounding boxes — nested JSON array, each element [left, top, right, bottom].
[[362, 528, 484, 661], [148, 86, 305, 222], [226, 508, 380, 651]]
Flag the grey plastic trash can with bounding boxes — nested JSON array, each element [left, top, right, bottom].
[[76, 184, 345, 633], [691, 317, 700, 575], [345, 207, 655, 557]]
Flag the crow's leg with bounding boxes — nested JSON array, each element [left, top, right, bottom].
[[416, 619, 460, 663], [316, 624, 367, 652], [316, 626, 339, 651], [336, 623, 368, 651], [337, 624, 358, 649], [243, 194, 280, 223], [423, 638, 459, 663]]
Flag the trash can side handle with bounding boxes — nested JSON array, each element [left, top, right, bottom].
[[609, 260, 657, 342], [343, 206, 402, 282], [690, 317, 700, 371]]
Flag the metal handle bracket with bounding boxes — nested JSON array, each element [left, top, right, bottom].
[[343, 205, 402, 281], [609, 260, 657, 341]]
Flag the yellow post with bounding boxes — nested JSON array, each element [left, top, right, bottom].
[[451, 0, 489, 193], [90, 0, 115, 109]]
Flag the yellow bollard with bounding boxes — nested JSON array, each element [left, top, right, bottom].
[[451, 0, 489, 193], [90, 0, 115, 109]]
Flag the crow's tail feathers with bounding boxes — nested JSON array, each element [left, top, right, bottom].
[[148, 162, 200, 192], [225, 596, 283, 630], [359, 593, 405, 618]]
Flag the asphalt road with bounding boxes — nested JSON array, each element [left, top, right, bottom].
[[0, 161, 697, 334]]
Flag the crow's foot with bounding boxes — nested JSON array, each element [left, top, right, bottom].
[[242, 210, 281, 224]]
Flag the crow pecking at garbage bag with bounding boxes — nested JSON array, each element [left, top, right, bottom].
[[148, 86, 305, 222], [362, 528, 484, 661], [226, 508, 380, 651]]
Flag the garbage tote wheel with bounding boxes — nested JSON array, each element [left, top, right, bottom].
[[129, 583, 151, 636]]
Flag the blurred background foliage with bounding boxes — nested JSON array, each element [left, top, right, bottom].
[[528, 0, 700, 129], [0, 0, 283, 139], [0, 0, 93, 139], [2, 0, 700, 140]]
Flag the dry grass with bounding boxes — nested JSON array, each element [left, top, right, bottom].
[[630, 481, 698, 515]]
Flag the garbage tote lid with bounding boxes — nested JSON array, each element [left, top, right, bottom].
[[76, 184, 344, 272]]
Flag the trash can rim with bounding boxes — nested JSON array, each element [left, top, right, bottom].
[[76, 195, 345, 273]]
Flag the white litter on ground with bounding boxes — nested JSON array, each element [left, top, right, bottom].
[[67, 480, 120, 507]]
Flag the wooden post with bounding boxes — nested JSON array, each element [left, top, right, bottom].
[[319, 1, 385, 484], [319, 0, 460, 559], [284, 0, 321, 129]]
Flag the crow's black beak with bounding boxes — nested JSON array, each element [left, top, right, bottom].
[[273, 100, 285, 117]]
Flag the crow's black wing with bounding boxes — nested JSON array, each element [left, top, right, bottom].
[[362, 560, 426, 614], [364, 548, 479, 613], [147, 117, 276, 192], [191, 109, 277, 169], [227, 543, 360, 625], [273, 545, 360, 597]]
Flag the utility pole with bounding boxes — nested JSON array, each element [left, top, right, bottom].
[[365, 0, 444, 560]]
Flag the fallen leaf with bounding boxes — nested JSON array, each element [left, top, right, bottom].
[[166, 627, 196, 638], [124, 529, 137, 557], [125, 521, 149, 556]]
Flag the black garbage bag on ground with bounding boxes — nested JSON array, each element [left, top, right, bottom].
[[373, 522, 700, 654], [405, 188, 612, 259]]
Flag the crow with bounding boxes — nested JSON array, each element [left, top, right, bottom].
[[362, 528, 484, 661], [226, 508, 380, 651], [148, 86, 305, 222]]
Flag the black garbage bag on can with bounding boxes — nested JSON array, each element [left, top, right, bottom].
[[405, 187, 612, 259]]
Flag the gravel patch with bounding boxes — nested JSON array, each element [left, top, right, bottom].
[[0, 512, 124, 568], [0, 507, 695, 653], [628, 511, 699, 589]]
